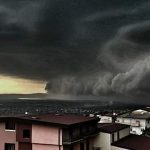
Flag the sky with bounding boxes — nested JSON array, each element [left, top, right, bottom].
[[0, 0, 150, 102], [0, 75, 46, 94]]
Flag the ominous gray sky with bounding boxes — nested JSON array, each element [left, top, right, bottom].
[[0, 0, 150, 102]]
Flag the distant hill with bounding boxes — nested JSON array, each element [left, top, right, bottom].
[[0, 93, 47, 100]]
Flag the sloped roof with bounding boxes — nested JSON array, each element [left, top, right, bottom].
[[112, 134, 150, 150], [98, 123, 129, 133], [0, 114, 99, 127]]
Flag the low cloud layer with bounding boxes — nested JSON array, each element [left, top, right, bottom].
[[46, 20, 150, 100], [0, 0, 150, 102], [45, 73, 113, 96], [112, 56, 150, 95], [46, 55, 150, 97]]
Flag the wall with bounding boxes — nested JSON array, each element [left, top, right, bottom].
[[110, 128, 129, 144], [0, 122, 18, 150], [99, 116, 112, 123], [32, 143, 63, 150], [94, 132, 111, 150], [32, 124, 62, 145], [122, 118, 131, 124], [130, 119, 146, 135], [131, 126, 144, 135], [119, 128, 130, 139], [116, 118, 123, 124], [138, 119, 146, 128], [19, 143, 32, 150], [111, 146, 128, 150], [146, 120, 150, 128], [113, 132, 118, 142], [16, 123, 32, 142], [116, 118, 146, 128], [116, 117, 147, 135]]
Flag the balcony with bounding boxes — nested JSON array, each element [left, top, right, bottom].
[[63, 127, 99, 145], [131, 121, 140, 127], [116, 119, 140, 127]]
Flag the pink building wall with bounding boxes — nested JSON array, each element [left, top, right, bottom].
[[32, 144, 63, 150], [0, 123, 18, 150], [0, 121, 96, 150], [32, 124, 62, 145]]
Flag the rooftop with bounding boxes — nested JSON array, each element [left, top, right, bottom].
[[118, 112, 150, 119], [99, 113, 117, 117], [98, 123, 129, 133], [112, 134, 150, 150], [142, 107, 150, 112], [0, 114, 99, 127]]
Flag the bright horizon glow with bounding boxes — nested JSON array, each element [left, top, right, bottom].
[[0, 75, 46, 94]]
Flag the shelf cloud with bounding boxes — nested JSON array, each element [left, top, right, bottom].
[[0, 0, 150, 101]]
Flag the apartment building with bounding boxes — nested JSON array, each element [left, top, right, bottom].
[[0, 114, 100, 150], [116, 109, 150, 135], [94, 123, 150, 150], [93, 123, 130, 150]]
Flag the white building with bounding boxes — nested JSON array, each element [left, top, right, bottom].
[[116, 109, 150, 135], [97, 115, 113, 123], [93, 123, 150, 150], [93, 123, 130, 150], [97, 113, 117, 123]]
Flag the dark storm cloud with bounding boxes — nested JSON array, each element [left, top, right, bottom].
[[0, 0, 150, 100]]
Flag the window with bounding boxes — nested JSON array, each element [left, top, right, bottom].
[[5, 143, 15, 150], [23, 129, 30, 138], [5, 120, 15, 130]]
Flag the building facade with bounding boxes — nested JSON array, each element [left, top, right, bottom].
[[116, 109, 150, 135], [97, 115, 113, 123], [0, 114, 100, 150], [93, 123, 130, 150]]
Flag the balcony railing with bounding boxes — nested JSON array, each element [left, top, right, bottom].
[[63, 128, 99, 144], [116, 120, 140, 127], [130, 122, 140, 127]]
